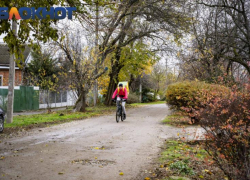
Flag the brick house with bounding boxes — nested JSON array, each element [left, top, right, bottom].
[[0, 44, 31, 86]]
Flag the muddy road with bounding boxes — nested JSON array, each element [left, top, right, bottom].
[[0, 104, 198, 180]]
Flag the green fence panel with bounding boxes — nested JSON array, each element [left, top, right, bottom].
[[26, 87, 31, 110], [0, 86, 39, 112], [13, 88, 22, 112], [0, 89, 8, 96], [29, 87, 33, 110], [19, 86, 26, 111]]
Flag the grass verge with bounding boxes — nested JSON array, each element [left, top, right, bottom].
[[142, 114, 226, 180], [143, 140, 225, 180], [6, 106, 116, 128], [162, 112, 194, 128]]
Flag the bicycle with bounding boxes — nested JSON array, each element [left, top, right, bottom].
[[115, 99, 126, 123]]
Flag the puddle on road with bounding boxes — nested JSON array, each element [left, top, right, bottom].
[[72, 159, 116, 166]]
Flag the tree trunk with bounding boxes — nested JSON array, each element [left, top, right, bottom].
[[104, 73, 118, 106], [104, 47, 124, 106], [93, 1, 99, 106], [6, 21, 17, 124], [74, 90, 87, 112]]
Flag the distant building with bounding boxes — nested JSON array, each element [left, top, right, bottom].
[[0, 44, 77, 110], [0, 44, 31, 86]]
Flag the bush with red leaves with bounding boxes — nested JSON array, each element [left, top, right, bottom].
[[198, 85, 250, 180]]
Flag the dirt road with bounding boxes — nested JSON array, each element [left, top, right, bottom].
[[0, 104, 199, 180]]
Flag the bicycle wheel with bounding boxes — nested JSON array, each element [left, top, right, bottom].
[[121, 110, 124, 122], [116, 112, 120, 123], [116, 107, 120, 123]]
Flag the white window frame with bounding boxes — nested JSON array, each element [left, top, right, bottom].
[[0, 75, 3, 86]]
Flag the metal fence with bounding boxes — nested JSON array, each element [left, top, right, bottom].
[[0, 86, 39, 112], [0, 87, 77, 111], [39, 90, 77, 109]]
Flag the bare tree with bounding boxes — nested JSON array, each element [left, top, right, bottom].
[[178, 0, 250, 84], [150, 62, 167, 99], [54, 27, 108, 112]]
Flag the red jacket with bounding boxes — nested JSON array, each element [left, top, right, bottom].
[[112, 87, 128, 99]]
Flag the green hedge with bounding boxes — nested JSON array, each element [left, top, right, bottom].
[[166, 81, 230, 111]]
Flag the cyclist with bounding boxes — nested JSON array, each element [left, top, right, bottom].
[[112, 83, 128, 119]]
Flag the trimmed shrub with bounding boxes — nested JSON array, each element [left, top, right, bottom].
[[166, 81, 230, 123], [198, 87, 250, 180]]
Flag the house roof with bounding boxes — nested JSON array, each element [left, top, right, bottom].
[[0, 43, 31, 67]]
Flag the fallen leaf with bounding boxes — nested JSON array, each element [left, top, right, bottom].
[[145, 177, 150, 180], [204, 169, 212, 175], [58, 172, 64, 175], [119, 172, 124, 175], [160, 165, 164, 168], [0, 156, 5, 160]]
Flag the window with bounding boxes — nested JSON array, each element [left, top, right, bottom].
[[0, 75, 3, 86]]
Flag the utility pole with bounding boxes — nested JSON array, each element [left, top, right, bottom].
[[93, 0, 99, 106], [166, 58, 168, 85], [139, 75, 142, 103], [6, 21, 17, 123]]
